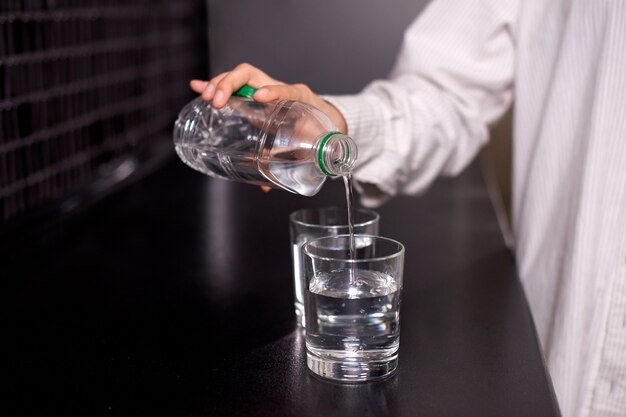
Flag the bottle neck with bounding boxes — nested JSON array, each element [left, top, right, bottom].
[[317, 132, 357, 177]]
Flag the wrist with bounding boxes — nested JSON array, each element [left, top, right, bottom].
[[320, 100, 348, 133]]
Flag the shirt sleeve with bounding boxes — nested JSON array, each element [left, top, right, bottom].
[[323, 0, 519, 207]]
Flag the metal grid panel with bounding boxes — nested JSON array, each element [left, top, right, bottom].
[[0, 0, 206, 223]]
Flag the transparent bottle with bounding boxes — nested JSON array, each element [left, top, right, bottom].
[[173, 85, 357, 196]]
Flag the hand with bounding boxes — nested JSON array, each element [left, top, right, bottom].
[[189, 63, 347, 133]]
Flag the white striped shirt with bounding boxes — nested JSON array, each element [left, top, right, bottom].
[[324, 1, 626, 416]]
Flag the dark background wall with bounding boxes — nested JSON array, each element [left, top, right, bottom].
[[207, 0, 430, 94]]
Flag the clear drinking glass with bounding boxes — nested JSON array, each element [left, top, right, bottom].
[[289, 207, 380, 327], [303, 234, 405, 382]]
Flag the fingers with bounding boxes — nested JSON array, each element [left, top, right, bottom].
[[190, 69, 347, 132], [254, 84, 347, 132], [202, 72, 229, 101], [211, 63, 280, 108], [189, 63, 286, 108], [188, 65, 349, 131], [253, 84, 307, 103], [190, 79, 208, 93], [189, 78, 219, 101], [189, 71, 232, 103]]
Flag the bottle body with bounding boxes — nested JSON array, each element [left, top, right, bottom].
[[173, 96, 356, 196]]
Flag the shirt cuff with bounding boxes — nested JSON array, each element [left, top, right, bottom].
[[322, 94, 397, 207], [322, 94, 384, 165]]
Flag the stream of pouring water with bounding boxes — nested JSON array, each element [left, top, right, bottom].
[[343, 174, 356, 284]]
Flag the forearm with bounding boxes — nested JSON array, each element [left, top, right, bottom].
[[325, 0, 518, 206]]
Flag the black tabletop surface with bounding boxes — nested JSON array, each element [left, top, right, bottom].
[[5, 156, 560, 417]]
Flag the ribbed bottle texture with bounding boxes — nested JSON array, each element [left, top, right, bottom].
[[173, 95, 357, 196]]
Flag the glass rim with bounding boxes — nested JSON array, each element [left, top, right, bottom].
[[289, 207, 379, 229], [303, 234, 404, 263]]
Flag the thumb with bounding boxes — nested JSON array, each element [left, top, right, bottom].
[[253, 84, 308, 103]]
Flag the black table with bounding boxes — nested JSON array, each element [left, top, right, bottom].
[[5, 156, 560, 417]]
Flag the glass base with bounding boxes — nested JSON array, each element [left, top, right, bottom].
[[306, 351, 398, 382]]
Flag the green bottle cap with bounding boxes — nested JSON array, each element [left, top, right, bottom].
[[233, 85, 257, 98], [317, 131, 342, 177]]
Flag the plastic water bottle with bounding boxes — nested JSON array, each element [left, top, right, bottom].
[[173, 85, 357, 196]]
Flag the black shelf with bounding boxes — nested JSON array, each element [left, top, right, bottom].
[[5, 158, 560, 417]]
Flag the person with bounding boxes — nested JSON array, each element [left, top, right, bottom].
[[191, 1, 626, 416]]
